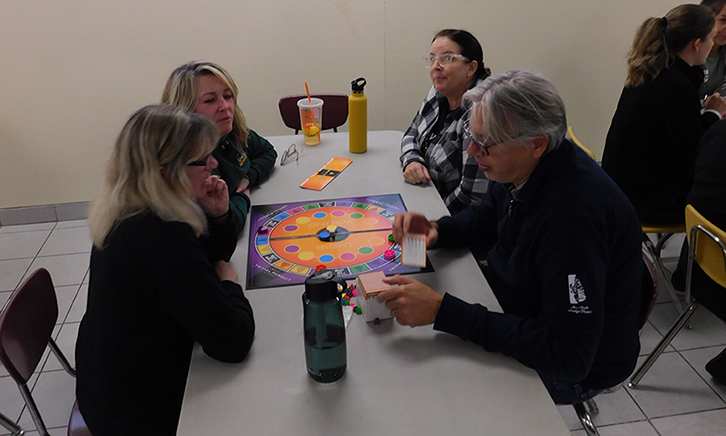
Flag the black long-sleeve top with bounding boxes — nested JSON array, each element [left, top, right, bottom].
[[433, 140, 643, 391], [76, 211, 255, 435], [602, 57, 719, 223]]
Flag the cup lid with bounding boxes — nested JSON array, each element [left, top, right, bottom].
[[297, 97, 324, 108]]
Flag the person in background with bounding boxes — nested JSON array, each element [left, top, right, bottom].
[[400, 29, 491, 215], [671, 120, 726, 385], [162, 61, 278, 237], [76, 105, 255, 435], [601, 4, 726, 224], [701, 0, 726, 95], [380, 70, 643, 405]]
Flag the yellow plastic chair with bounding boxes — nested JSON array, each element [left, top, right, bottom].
[[567, 126, 597, 161], [629, 205, 726, 387]]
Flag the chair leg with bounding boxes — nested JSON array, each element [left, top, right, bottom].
[[573, 402, 600, 436], [48, 338, 76, 377], [653, 233, 675, 255], [18, 384, 50, 436], [643, 234, 685, 314], [585, 398, 599, 414], [0, 410, 24, 436], [629, 302, 699, 387]]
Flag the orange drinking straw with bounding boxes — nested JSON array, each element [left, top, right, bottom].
[[304, 82, 320, 141]]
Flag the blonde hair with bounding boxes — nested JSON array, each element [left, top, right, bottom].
[[626, 4, 715, 87], [161, 61, 249, 152], [88, 104, 219, 247]]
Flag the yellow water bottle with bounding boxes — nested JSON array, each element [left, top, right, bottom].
[[348, 78, 367, 153]]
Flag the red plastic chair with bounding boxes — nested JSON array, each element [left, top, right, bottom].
[[278, 94, 349, 134], [0, 268, 90, 436]]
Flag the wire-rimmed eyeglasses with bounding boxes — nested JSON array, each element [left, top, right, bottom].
[[423, 53, 470, 68], [462, 119, 528, 156], [281, 143, 303, 166]]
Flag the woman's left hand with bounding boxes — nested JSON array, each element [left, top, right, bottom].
[[236, 177, 250, 193], [199, 175, 230, 218]]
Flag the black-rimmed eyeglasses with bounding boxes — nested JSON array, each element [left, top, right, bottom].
[[186, 153, 214, 170]]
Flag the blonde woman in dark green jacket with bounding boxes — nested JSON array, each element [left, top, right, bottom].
[[163, 61, 278, 237]]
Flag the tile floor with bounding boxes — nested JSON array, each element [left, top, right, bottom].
[[0, 222, 725, 435]]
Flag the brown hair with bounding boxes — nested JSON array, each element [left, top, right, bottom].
[[702, 0, 726, 15], [434, 29, 491, 85], [626, 4, 715, 86]]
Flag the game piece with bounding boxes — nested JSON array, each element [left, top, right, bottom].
[[315, 264, 327, 271], [402, 233, 427, 267], [318, 230, 331, 241], [354, 306, 362, 314], [356, 271, 393, 322], [258, 225, 269, 234], [373, 318, 381, 325], [388, 233, 395, 243], [384, 249, 395, 260], [327, 225, 338, 234]]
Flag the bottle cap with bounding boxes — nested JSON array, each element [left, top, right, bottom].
[[304, 269, 340, 302], [351, 77, 367, 93]]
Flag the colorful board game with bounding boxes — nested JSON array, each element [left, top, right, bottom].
[[246, 194, 433, 289]]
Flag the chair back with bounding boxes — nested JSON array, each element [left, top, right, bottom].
[[567, 126, 597, 161], [278, 94, 349, 133], [640, 250, 659, 328], [685, 204, 726, 288], [0, 268, 59, 383]]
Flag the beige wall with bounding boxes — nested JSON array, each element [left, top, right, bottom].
[[0, 0, 683, 208]]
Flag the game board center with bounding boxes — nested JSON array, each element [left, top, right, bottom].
[[316, 227, 350, 242]]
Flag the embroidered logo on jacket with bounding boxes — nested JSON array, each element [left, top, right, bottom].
[[568, 274, 586, 304]]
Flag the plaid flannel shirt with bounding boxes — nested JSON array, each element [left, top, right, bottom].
[[400, 86, 489, 214]]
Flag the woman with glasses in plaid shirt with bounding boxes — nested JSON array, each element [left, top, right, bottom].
[[400, 29, 491, 215]]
